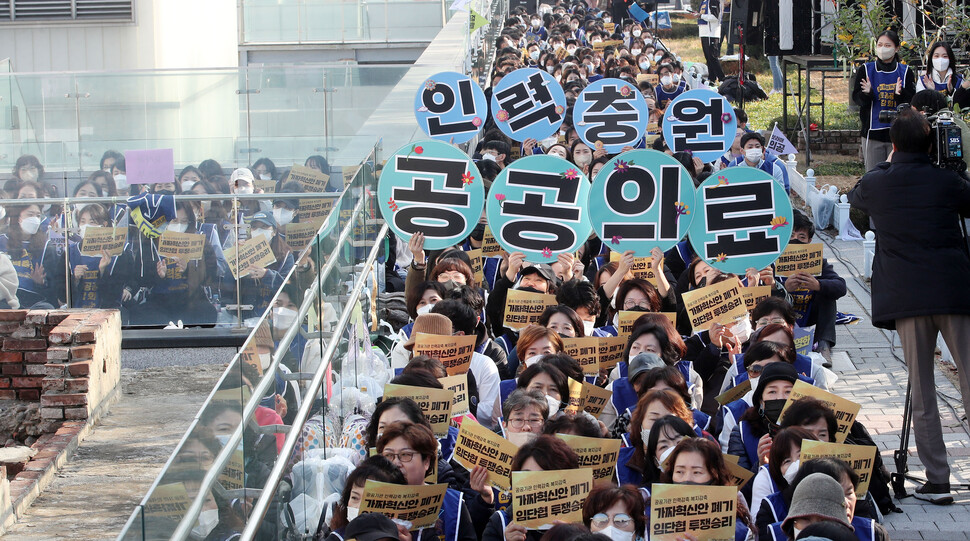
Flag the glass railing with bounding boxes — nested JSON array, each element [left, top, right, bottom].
[[241, 0, 452, 44], [117, 141, 384, 540]]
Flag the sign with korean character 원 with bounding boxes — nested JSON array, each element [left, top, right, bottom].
[[377, 140, 485, 250], [573, 78, 649, 154], [588, 150, 695, 256], [490, 68, 567, 142], [414, 72, 488, 144], [486, 155, 592, 263], [687, 167, 793, 275], [662, 89, 737, 162]]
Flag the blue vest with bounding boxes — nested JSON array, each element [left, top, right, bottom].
[[483, 256, 502, 291], [865, 61, 910, 131], [433, 488, 464, 541], [762, 490, 788, 524], [929, 72, 965, 95], [616, 446, 643, 486], [656, 79, 688, 109], [612, 377, 640, 416], [499, 379, 518, 407], [770, 516, 873, 541], [738, 420, 761, 467], [68, 243, 106, 308]]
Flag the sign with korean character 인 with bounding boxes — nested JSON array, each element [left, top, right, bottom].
[[490, 68, 567, 142], [377, 140, 485, 250], [588, 149, 695, 257], [687, 167, 793, 275], [486, 155, 592, 263], [573, 78, 650, 154], [662, 89, 738, 163], [414, 71, 488, 144]]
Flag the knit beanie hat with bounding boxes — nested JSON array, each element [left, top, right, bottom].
[[402, 313, 454, 350], [782, 472, 853, 531]]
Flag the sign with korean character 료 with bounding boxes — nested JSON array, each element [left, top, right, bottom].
[[415, 72, 488, 144], [377, 140, 485, 250], [486, 155, 592, 263], [687, 167, 793, 275], [573, 78, 649, 154], [662, 89, 737, 162], [588, 149, 695, 256], [490, 68, 567, 142]]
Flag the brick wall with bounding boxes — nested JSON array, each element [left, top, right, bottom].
[[0, 310, 121, 423], [797, 130, 863, 156]]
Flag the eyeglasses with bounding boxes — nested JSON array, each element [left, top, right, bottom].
[[508, 417, 544, 429], [590, 513, 633, 529], [748, 363, 768, 377], [382, 450, 418, 463], [623, 300, 652, 310], [756, 317, 787, 328]]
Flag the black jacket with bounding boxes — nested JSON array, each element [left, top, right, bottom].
[[848, 152, 970, 328], [851, 59, 917, 142]]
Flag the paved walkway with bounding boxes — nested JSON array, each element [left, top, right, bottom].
[[819, 231, 970, 540]]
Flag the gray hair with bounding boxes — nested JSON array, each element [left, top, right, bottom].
[[502, 388, 550, 420]]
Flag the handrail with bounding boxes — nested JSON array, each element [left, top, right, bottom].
[[8, 192, 340, 208], [240, 222, 389, 541]]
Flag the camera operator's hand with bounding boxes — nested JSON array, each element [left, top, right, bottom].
[[861, 75, 872, 94]]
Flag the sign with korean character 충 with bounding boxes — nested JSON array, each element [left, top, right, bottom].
[[687, 167, 793, 275], [414, 72, 488, 144], [486, 155, 592, 263], [662, 89, 737, 163], [490, 68, 567, 142], [573, 78, 649, 153], [589, 150, 695, 256], [378, 140, 485, 250]]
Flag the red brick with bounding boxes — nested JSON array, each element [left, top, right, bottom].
[[0, 389, 17, 399], [61, 421, 84, 429], [3, 338, 47, 350], [40, 407, 64, 420], [45, 311, 72, 325], [47, 331, 73, 345], [40, 394, 87, 407], [25, 310, 49, 325], [70, 345, 96, 360], [24, 364, 47, 376], [0, 310, 28, 322], [0, 378, 9, 388], [64, 407, 88, 420], [44, 364, 68, 378], [18, 389, 39, 400], [46, 347, 70, 361], [24, 456, 53, 471], [15, 469, 44, 480], [0, 323, 20, 334], [1, 364, 23, 375], [64, 378, 88, 393], [0, 351, 23, 363], [42, 378, 65, 393], [11, 326, 36, 338], [37, 324, 57, 337], [11, 376, 44, 388], [24, 351, 48, 364], [67, 361, 91, 377]]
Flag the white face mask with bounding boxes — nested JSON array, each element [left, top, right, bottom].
[[507, 431, 538, 447], [623, 31, 631, 37], [748, 376, 760, 392], [582, 320, 595, 336], [633, 29, 642, 37], [603, 17, 611, 23], [933, 57, 950, 72], [259, 352, 272, 370], [654, 53, 664, 62], [20, 216, 41, 235], [114, 174, 127, 189], [745, 148, 763, 162], [546, 65, 556, 74], [575, 153, 592, 166], [416, 303, 435, 316], [793, 527, 802, 540], [524, 354, 544, 368], [546, 394, 562, 416], [876, 46, 895, 62], [166, 222, 188, 234], [657, 445, 676, 467], [259, 173, 272, 181], [567, 47, 577, 55], [481, 152, 496, 162], [193, 509, 219, 538], [783, 459, 800, 483], [641, 428, 650, 447], [252, 227, 274, 240], [540, 135, 559, 150], [639, 61, 650, 70], [531, 19, 540, 27], [631, 48, 641, 56], [78, 223, 90, 238], [597, 525, 635, 541], [660, 75, 673, 86], [273, 208, 294, 226], [20, 170, 38, 182], [181, 181, 196, 192], [346, 506, 360, 521], [236, 185, 254, 195], [273, 307, 298, 329], [530, 50, 540, 62]]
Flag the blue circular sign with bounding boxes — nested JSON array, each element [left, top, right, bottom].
[[377, 140, 485, 251], [414, 71, 488, 144], [661, 89, 738, 163], [486, 155, 592, 263], [588, 150, 695, 257], [573, 78, 649, 154], [489, 68, 567, 143], [687, 167, 793, 274]]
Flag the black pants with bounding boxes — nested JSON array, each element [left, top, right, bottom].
[[701, 36, 725, 82]]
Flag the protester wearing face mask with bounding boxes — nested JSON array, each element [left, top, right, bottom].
[[271, 192, 300, 229], [582, 484, 646, 541], [622, 414, 695, 487], [538, 305, 585, 339], [660, 438, 755, 540], [501, 389, 549, 447], [509, 324, 564, 378], [852, 30, 917, 171], [251, 157, 277, 183], [749, 426, 815, 521], [237, 211, 295, 321], [726, 132, 791, 193], [12, 154, 43, 185], [916, 41, 970, 107], [569, 140, 597, 175], [0, 204, 64, 309], [323, 455, 408, 541], [485, 253, 560, 339], [152, 180, 180, 197], [226, 168, 265, 242], [516, 361, 569, 420], [727, 362, 797, 472], [654, 64, 687, 111], [68, 204, 123, 309]]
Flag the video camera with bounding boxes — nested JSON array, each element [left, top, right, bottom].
[[880, 104, 967, 173]]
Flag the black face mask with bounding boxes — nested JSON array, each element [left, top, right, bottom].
[[516, 285, 543, 294], [156, 189, 175, 196], [789, 238, 806, 245], [760, 398, 787, 436], [469, 223, 485, 242], [625, 306, 649, 313], [678, 479, 714, 486]]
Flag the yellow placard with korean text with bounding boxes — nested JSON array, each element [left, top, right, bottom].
[[780, 380, 860, 444], [598, 335, 628, 372], [412, 333, 477, 376], [439, 374, 471, 417], [650, 483, 737, 541], [358, 481, 447, 529], [223, 235, 277, 280], [609, 251, 661, 284], [450, 418, 518, 491], [158, 231, 206, 261], [741, 286, 772, 312], [580, 382, 613, 418], [481, 225, 507, 257], [557, 433, 621, 482], [503, 289, 558, 331], [775, 243, 823, 277], [144, 482, 191, 522], [465, 248, 485, 285], [800, 440, 876, 497], [681, 279, 748, 333], [617, 311, 678, 336], [383, 384, 454, 438], [80, 226, 127, 257], [288, 165, 331, 192], [511, 468, 592, 529], [562, 337, 600, 376]]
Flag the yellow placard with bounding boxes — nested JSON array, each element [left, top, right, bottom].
[[780, 380, 861, 444], [562, 337, 601, 376], [637, 73, 661, 86], [775, 243, 824, 277], [580, 382, 613, 418], [715, 378, 750, 406], [80, 226, 127, 257], [598, 335, 628, 372], [412, 333, 477, 376], [604, 22, 615, 32], [800, 440, 877, 497], [451, 418, 519, 491], [358, 480, 447, 529], [238, 342, 263, 378], [223, 235, 277, 280], [144, 482, 191, 521], [219, 449, 245, 490], [609, 251, 661, 283], [511, 468, 592, 529], [725, 459, 754, 488], [681, 279, 748, 333], [557, 433, 621, 482], [503, 289, 558, 331], [254, 179, 277, 193], [741, 285, 772, 312], [466, 248, 485, 285], [383, 383, 454, 438], [439, 374, 471, 417], [616, 311, 678, 336], [481, 225, 507, 257], [297, 198, 334, 227], [157, 231, 206, 261], [566, 377, 584, 413], [593, 39, 624, 51], [650, 483, 738, 540], [288, 165, 331, 192], [284, 222, 320, 253]]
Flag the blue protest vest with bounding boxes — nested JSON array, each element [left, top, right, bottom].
[[68, 243, 105, 308], [618, 361, 628, 379], [865, 61, 910, 131], [788, 287, 816, 328], [762, 490, 788, 524], [499, 379, 518, 407], [440, 425, 459, 460], [483, 256, 502, 291], [851, 516, 875, 541], [612, 377, 640, 416], [768, 521, 786, 541], [930, 72, 965, 95], [693, 409, 711, 432], [655, 79, 688, 109], [597, 325, 619, 337], [738, 421, 761, 467], [616, 446, 643, 486], [434, 488, 464, 541]]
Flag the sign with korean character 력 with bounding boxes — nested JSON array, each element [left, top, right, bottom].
[[490, 68, 567, 142]]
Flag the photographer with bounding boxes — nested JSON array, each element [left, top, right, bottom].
[[848, 106, 970, 505]]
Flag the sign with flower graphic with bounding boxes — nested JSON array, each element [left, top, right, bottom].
[[573, 78, 649, 154], [414, 71, 488, 144], [661, 89, 737, 163], [489, 68, 567, 142]]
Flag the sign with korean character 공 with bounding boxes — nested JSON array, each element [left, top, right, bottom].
[[414, 71, 488, 144], [573, 78, 649, 154], [486, 155, 592, 263], [687, 167, 794, 275], [490, 68, 567, 142], [662, 89, 738, 163], [377, 140, 485, 250]]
